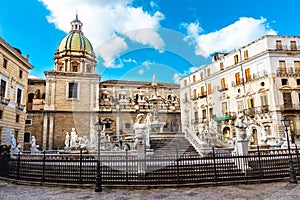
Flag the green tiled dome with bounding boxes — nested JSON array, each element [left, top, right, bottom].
[[58, 32, 94, 55]]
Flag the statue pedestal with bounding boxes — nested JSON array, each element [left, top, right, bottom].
[[137, 139, 146, 174], [234, 140, 249, 171]]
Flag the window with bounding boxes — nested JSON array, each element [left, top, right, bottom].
[[184, 93, 188, 102], [86, 65, 92, 73], [184, 80, 187, 86], [0, 110, 2, 119], [200, 72, 203, 80], [24, 132, 31, 143], [2, 58, 7, 69], [247, 98, 255, 108], [244, 50, 249, 60], [16, 88, 22, 104], [297, 79, 300, 85], [0, 79, 7, 97], [201, 86, 205, 96], [221, 78, 226, 88], [276, 40, 282, 50], [291, 41, 297, 50], [68, 82, 78, 99], [19, 70, 23, 79], [16, 115, 19, 123], [283, 93, 292, 109], [281, 79, 288, 85], [235, 72, 241, 85], [25, 119, 32, 125], [202, 109, 207, 119], [279, 60, 286, 73], [0, 128, 2, 144], [220, 62, 224, 70], [193, 89, 197, 99], [237, 101, 244, 113], [222, 102, 228, 115], [207, 68, 211, 76], [260, 95, 268, 106], [234, 55, 239, 64], [192, 75, 196, 83], [295, 61, 300, 73], [245, 68, 251, 82], [194, 111, 198, 121], [207, 83, 212, 95]]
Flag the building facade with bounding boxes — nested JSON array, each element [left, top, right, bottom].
[[180, 35, 300, 146], [0, 37, 33, 147], [25, 16, 181, 150]]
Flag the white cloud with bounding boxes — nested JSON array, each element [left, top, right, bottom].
[[173, 73, 181, 84], [138, 68, 145, 75], [39, 0, 164, 67], [96, 36, 128, 67], [123, 58, 137, 64], [184, 17, 277, 57], [142, 60, 153, 70]]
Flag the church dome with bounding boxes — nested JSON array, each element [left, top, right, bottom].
[[57, 32, 94, 55], [55, 15, 94, 56]]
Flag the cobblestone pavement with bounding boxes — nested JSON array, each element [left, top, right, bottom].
[[0, 180, 300, 200]]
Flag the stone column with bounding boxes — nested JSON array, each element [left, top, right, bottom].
[[90, 82, 94, 110], [50, 79, 55, 110], [48, 113, 54, 150], [45, 79, 50, 108], [42, 113, 48, 150]]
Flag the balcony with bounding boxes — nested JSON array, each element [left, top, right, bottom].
[[217, 85, 228, 92], [276, 67, 299, 76], [0, 96, 10, 105], [16, 103, 25, 111], [281, 104, 300, 111], [199, 92, 207, 99]]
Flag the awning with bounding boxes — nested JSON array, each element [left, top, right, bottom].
[[213, 115, 230, 121]]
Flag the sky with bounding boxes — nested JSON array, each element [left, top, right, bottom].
[[1, 0, 300, 83]]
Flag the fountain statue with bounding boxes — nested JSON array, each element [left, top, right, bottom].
[[30, 136, 40, 154]]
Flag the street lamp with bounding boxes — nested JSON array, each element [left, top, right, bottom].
[[281, 116, 298, 184], [95, 119, 103, 192]]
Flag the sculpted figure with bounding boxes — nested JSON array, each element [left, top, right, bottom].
[[235, 114, 248, 141]]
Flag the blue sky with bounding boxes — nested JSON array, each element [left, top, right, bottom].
[[1, 0, 300, 83]]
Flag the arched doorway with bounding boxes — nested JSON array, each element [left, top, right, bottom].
[[223, 127, 230, 137]]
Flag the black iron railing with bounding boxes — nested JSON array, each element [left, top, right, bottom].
[[1, 147, 299, 185]]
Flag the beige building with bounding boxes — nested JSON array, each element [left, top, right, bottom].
[[25, 15, 181, 150], [0, 37, 33, 147], [181, 35, 300, 147]]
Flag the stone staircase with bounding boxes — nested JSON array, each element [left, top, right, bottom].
[[150, 132, 199, 156]]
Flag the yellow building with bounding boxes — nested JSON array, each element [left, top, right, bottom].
[[0, 37, 33, 148]]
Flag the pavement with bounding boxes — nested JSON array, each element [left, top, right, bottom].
[[0, 179, 300, 200]]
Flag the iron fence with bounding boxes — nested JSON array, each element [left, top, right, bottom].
[[0, 147, 299, 186]]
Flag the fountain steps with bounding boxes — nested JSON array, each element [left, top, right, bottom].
[[150, 133, 199, 156]]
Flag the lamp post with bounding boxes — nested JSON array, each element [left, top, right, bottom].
[[281, 116, 298, 184], [95, 119, 103, 192]]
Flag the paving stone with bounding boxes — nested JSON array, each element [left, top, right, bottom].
[[0, 180, 300, 200]]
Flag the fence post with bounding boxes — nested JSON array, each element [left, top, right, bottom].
[[42, 151, 45, 182], [17, 151, 20, 180], [295, 144, 299, 175], [257, 146, 263, 179], [176, 147, 180, 183], [126, 148, 128, 185], [212, 147, 217, 182], [79, 149, 83, 184]]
